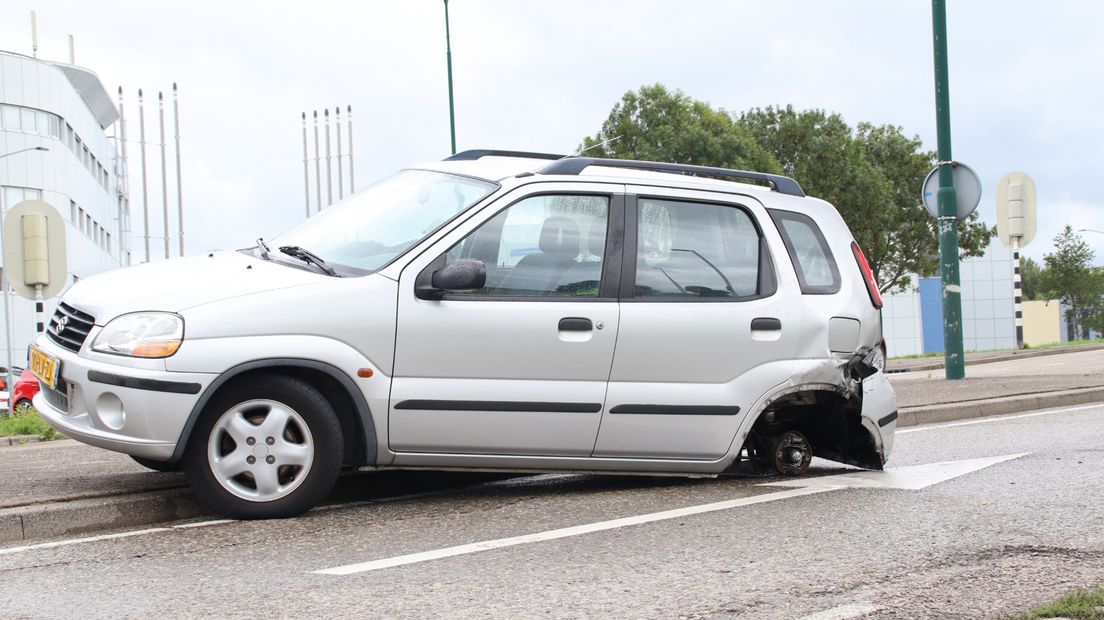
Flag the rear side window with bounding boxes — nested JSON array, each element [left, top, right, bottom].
[[633, 198, 773, 299], [769, 209, 841, 294]]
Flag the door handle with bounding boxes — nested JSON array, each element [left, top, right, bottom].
[[751, 317, 782, 331], [558, 317, 593, 332]]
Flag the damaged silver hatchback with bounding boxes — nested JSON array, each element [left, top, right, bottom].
[[33, 150, 896, 518]]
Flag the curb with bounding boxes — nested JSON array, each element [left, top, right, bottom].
[[888, 343, 1104, 373], [898, 385, 1104, 427], [0, 488, 205, 545], [2, 387, 1103, 546], [2, 434, 54, 447]]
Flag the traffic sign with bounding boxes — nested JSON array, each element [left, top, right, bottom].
[[995, 172, 1037, 248], [2, 199, 68, 300], [922, 162, 982, 219]]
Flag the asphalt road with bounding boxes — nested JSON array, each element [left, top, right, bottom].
[[1, 402, 1102, 619]]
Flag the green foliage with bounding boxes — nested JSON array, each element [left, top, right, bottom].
[[1019, 256, 1044, 301], [1039, 226, 1104, 339], [578, 84, 780, 175], [736, 106, 992, 292], [0, 407, 58, 440], [581, 87, 994, 293], [1015, 585, 1104, 619]]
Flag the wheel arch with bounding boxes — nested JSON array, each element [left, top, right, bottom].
[[726, 382, 883, 472], [169, 359, 377, 467]]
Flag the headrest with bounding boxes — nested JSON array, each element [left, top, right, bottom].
[[539, 217, 580, 256]]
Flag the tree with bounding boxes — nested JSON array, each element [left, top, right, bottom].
[[578, 84, 781, 174], [1019, 256, 1044, 301], [1040, 226, 1104, 339], [581, 88, 994, 293], [736, 106, 993, 292]]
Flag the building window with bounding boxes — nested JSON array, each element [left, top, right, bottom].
[[0, 105, 18, 129], [70, 200, 78, 223], [2, 186, 43, 206], [20, 108, 36, 132]]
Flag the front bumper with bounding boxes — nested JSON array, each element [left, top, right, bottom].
[[32, 335, 217, 461]]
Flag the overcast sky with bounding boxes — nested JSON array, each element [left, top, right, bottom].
[[3, 1, 1102, 266]]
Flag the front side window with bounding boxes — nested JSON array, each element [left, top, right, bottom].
[[443, 194, 609, 297], [634, 198, 766, 299], [273, 170, 497, 273]]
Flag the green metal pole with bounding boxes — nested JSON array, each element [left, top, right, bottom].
[[932, 0, 965, 379], [444, 0, 456, 155]]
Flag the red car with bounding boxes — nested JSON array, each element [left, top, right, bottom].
[[12, 368, 39, 414]]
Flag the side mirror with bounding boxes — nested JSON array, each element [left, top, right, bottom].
[[417, 258, 486, 299]]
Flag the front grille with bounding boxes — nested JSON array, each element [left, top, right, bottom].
[[46, 303, 96, 353]]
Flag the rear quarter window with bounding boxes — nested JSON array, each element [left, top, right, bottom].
[[768, 209, 841, 295]]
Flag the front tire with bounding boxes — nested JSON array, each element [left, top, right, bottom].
[[184, 375, 343, 519]]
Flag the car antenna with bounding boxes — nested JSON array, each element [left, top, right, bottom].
[[573, 134, 622, 157]]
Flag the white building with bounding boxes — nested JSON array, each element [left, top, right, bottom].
[[0, 49, 129, 370], [881, 238, 1016, 357]]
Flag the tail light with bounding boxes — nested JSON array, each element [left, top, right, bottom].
[[851, 241, 883, 308]]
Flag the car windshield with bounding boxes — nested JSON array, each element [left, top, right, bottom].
[[272, 170, 497, 273]]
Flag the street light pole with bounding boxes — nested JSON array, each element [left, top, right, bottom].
[[444, 0, 457, 155], [932, 0, 965, 380], [0, 146, 49, 160]]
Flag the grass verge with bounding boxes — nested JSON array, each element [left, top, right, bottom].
[[1015, 586, 1104, 619], [0, 407, 59, 440]]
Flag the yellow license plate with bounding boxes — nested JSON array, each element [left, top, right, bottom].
[[29, 346, 60, 390]]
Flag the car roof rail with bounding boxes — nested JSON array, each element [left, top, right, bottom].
[[537, 157, 806, 197], [444, 149, 566, 162]]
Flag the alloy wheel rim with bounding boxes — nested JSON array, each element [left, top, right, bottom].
[[206, 399, 315, 502]]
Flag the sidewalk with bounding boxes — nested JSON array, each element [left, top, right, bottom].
[[2, 345, 1103, 544]]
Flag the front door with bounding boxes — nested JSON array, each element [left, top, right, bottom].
[[391, 188, 623, 456]]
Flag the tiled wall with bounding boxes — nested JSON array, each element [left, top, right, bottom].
[[882, 238, 1016, 357], [881, 286, 923, 357], [960, 241, 1015, 352]]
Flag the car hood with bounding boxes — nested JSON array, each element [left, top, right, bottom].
[[60, 251, 327, 323]]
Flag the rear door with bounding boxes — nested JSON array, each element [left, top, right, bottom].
[[390, 185, 624, 456], [594, 188, 802, 460]]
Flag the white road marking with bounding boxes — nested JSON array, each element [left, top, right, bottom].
[[172, 519, 237, 529], [0, 519, 237, 556], [798, 603, 882, 620], [314, 451, 1033, 576], [765, 453, 1027, 491], [0, 527, 172, 556], [898, 403, 1102, 435], [311, 485, 840, 575]]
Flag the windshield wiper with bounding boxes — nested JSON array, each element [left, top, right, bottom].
[[278, 245, 338, 276], [256, 237, 272, 260]]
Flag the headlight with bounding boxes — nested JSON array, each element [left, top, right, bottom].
[[92, 312, 184, 358]]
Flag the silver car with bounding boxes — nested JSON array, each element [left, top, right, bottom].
[[31, 151, 896, 518]]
